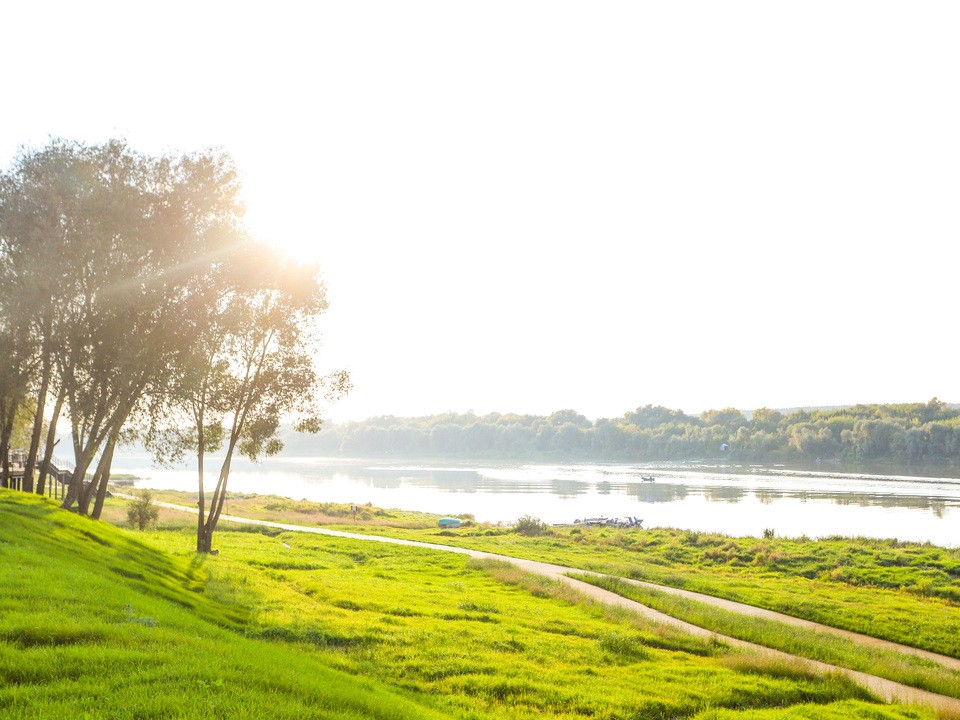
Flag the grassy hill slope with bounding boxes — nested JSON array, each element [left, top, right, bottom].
[[0, 491, 445, 720], [0, 490, 944, 719]]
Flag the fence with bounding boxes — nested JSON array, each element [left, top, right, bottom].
[[4, 450, 74, 499]]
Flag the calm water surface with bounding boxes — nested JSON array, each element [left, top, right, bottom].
[[112, 456, 960, 547]]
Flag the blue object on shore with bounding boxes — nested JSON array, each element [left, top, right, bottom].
[[438, 517, 461, 529]]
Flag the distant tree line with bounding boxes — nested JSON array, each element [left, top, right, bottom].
[[285, 399, 960, 469], [0, 139, 347, 550]]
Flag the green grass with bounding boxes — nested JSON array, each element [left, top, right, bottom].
[[121, 490, 960, 660], [258, 505, 960, 661], [4, 488, 946, 719], [687, 702, 937, 719], [0, 492, 444, 720], [575, 573, 960, 700], [132, 525, 877, 719]]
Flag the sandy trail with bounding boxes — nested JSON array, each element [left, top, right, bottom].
[[145, 498, 960, 715]]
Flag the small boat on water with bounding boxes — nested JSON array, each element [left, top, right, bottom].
[[641, 475, 655, 482]]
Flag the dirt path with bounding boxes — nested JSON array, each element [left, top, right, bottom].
[[147, 499, 960, 715], [611, 574, 960, 672]]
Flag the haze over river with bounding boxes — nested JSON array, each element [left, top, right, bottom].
[[112, 456, 960, 547]]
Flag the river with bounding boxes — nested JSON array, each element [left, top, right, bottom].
[[111, 456, 960, 547]]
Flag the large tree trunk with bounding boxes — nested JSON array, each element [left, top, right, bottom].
[[198, 445, 235, 553], [79, 451, 106, 516], [0, 409, 14, 490], [62, 399, 119, 512], [37, 388, 65, 497], [90, 440, 116, 519], [61, 447, 98, 511], [198, 526, 213, 554], [65, 384, 142, 512], [23, 350, 53, 494], [196, 425, 206, 553]]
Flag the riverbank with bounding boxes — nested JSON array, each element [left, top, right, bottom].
[[118, 491, 960, 713], [110, 458, 960, 546], [105, 489, 960, 657], [7, 488, 939, 720]]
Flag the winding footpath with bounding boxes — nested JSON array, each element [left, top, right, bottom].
[[149, 498, 960, 715]]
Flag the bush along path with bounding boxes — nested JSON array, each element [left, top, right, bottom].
[[139, 496, 960, 717]]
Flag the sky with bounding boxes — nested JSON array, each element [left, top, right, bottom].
[[2, 2, 958, 423]]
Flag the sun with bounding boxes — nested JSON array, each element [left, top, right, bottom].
[[235, 153, 332, 265]]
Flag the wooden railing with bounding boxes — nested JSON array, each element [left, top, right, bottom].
[[5, 451, 74, 499]]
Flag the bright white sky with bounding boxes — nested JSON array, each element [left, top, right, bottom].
[[2, 2, 958, 422]]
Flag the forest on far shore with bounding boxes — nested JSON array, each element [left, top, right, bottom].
[[283, 398, 960, 469]]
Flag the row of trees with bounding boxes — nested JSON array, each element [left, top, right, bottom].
[[284, 399, 960, 468], [0, 139, 347, 551]]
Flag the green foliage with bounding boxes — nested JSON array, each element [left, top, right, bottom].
[[285, 399, 960, 469], [513, 515, 549, 536], [5, 400, 36, 450], [126, 489, 160, 531], [701, 407, 748, 430], [0, 139, 349, 530], [1, 139, 267, 515], [263, 497, 368, 518]]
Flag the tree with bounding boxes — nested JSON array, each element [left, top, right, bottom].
[[788, 422, 839, 459], [2, 138, 353, 539], [842, 419, 889, 460], [127, 489, 161, 531], [0, 139, 267, 518], [700, 407, 748, 431], [148, 248, 349, 553], [553, 422, 587, 453], [514, 515, 549, 536], [624, 405, 692, 429], [56, 143, 249, 519], [750, 408, 783, 433], [548, 409, 591, 428], [0, 213, 39, 488]]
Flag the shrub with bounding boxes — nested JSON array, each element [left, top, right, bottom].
[[126, 490, 160, 531], [513, 515, 549, 536]]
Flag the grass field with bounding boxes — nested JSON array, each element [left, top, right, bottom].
[[134, 490, 960, 659], [575, 573, 960, 700], [1, 489, 948, 719], [0, 492, 447, 720], [179, 493, 960, 660], [125, 491, 960, 701]]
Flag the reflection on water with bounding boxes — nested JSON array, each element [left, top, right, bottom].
[[704, 486, 747, 504], [626, 483, 689, 504], [111, 455, 960, 547], [552, 478, 589, 498], [756, 489, 777, 505]]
